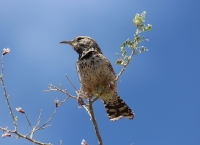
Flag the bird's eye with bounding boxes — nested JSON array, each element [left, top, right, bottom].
[[77, 37, 84, 41]]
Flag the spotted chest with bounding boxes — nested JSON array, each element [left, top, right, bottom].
[[76, 51, 117, 99]]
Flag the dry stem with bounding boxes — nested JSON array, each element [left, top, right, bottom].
[[0, 55, 18, 130], [88, 99, 103, 145], [0, 54, 59, 145]]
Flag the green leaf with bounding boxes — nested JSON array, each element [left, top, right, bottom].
[[123, 42, 126, 47], [118, 11, 151, 72], [116, 59, 124, 65], [147, 24, 152, 31]]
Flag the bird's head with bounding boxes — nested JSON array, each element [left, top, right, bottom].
[[60, 36, 102, 59]]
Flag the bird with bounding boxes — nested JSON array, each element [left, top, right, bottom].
[[60, 36, 134, 121]]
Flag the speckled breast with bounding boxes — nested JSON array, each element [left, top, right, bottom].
[[76, 52, 117, 100]]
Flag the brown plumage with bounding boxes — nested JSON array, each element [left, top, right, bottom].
[[60, 36, 134, 121]]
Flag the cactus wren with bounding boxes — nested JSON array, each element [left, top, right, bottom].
[[60, 36, 134, 121]]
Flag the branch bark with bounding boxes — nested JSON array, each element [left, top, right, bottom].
[[88, 99, 103, 145]]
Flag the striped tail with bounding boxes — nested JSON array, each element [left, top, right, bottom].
[[103, 96, 134, 121]]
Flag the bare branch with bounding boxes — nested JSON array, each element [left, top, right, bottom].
[[35, 109, 43, 129], [0, 52, 54, 145], [0, 55, 18, 130], [37, 108, 57, 131], [24, 112, 33, 129], [59, 96, 70, 107], [82, 105, 91, 118], [65, 74, 78, 91], [47, 82, 103, 145], [37, 124, 52, 131], [45, 84, 78, 100], [0, 126, 8, 132], [0, 126, 52, 145], [88, 99, 103, 145]]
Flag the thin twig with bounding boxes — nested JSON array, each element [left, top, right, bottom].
[[82, 105, 91, 118], [0, 126, 8, 131], [37, 108, 57, 131], [37, 124, 52, 131], [59, 96, 70, 107], [88, 99, 103, 145], [115, 53, 122, 59], [24, 112, 33, 129], [0, 53, 53, 145], [35, 109, 43, 129], [45, 84, 77, 100], [0, 126, 52, 145], [25, 108, 55, 138], [1, 55, 4, 75], [0, 55, 18, 130], [65, 74, 78, 91]]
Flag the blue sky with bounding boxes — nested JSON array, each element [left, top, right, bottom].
[[0, 0, 200, 145]]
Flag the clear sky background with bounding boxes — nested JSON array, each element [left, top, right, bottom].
[[0, 0, 200, 145]]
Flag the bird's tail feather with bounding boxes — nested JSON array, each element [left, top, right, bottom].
[[103, 96, 134, 121]]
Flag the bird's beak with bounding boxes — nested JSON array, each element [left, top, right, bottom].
[[60, 40, 72, 45]]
